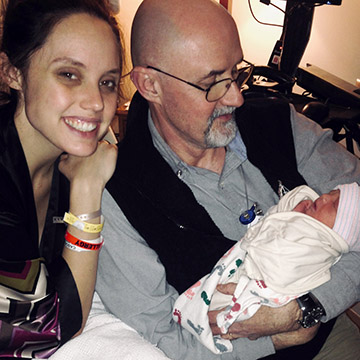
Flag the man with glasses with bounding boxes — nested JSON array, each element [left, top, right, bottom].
[[96, 0, 360, 359], [146, 60, 254, 103]]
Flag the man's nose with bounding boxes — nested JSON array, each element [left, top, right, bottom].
[[219, 81, 244, 108]]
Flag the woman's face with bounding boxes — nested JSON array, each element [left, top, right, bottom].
[[19, 13, 121, 157]]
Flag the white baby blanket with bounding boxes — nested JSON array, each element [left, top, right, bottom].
[[49, 292, 171, 360]]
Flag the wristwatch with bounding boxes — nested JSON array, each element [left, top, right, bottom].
[[296, 293, 326, 328]]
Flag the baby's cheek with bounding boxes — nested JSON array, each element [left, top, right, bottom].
[[293, 200, 310, 214]]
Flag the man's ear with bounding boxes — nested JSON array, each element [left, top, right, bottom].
[[0, 52, 23, 90], [131, 66, 162, 105]]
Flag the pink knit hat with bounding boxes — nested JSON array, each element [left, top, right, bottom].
[[332, 182, 360, 251]]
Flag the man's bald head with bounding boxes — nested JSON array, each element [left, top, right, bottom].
[[131, 0, 239, 70]]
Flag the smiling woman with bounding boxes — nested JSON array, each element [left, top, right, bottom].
[[20, 12, 121, 156], [0, 0, 124, 358]]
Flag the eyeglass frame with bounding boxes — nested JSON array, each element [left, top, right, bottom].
[[147, 59, 254, 102]]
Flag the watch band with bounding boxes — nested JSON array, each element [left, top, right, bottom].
[[296, 293, 326, 328]]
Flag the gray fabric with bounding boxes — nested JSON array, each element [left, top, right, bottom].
[[97, 105, 360, 360], [314, 313, 360, 360], [149, 111, 278, 241]]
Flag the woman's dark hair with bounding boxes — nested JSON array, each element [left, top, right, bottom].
[[0, 0, 124, 117]]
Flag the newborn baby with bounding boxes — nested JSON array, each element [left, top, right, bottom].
[[173, 183, 360, 354]]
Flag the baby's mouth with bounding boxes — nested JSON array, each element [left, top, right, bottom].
[[64, 118, 97, 132]]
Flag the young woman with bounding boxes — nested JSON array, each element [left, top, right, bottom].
[[0, 0, 124, 357]]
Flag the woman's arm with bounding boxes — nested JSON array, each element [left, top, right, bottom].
[[59, 140, 118, 333]]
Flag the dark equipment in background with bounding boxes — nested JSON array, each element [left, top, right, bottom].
[[243, 0, 360, 156], [269, 0, 341, 78]]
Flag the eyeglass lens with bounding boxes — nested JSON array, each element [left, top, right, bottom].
[[207, 66, 253, 102]]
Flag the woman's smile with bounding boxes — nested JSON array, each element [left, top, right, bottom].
[[64, 117, 99, 133]]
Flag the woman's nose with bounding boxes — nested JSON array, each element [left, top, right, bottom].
[[80, 86, 104, 112]]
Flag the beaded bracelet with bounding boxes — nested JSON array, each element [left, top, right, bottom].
[[63, 212, 104, 234], [65, 231, 104, 252]]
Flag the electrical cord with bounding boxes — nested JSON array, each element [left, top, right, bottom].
[[248, 0, 284, 27], [252, 0, 321, 28]]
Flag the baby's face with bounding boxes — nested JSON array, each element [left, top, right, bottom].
[[293, 189, 340, 228]]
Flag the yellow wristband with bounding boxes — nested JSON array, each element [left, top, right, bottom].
[[63, 212, 104, 233]]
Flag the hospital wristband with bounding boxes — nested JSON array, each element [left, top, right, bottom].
[[64, 241, 82, 252], [65, 231, 104, 251], [76, 209, 102, 222], [65, 230, 103, 245], [63, 212, 104, 233]]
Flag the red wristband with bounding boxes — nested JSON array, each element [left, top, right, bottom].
[[65, 231, 104, 251]]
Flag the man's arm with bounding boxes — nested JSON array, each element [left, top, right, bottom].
[[291, 106, 360, 193], [211, 108, 360, 341], [291, 106, 360, 317], [312, 251, 360, 320], [96, 189, 275, 360], [210, 283, 323, 350]]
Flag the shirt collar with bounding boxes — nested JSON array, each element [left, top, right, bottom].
[[148, 111, 186, 174], [148, 110, 248, 175]]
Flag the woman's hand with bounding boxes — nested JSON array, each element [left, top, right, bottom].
[[59, 140, 118, 191], [59, 140, 118, 213]]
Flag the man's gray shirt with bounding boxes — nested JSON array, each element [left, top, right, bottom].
[[97, 105, 360, 360]]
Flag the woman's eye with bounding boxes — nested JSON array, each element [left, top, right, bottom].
[[59, 72, 78, 80], [100, 79, 117, 91]]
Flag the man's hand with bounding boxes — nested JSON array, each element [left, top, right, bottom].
[[271, 323, 320, 350], [209, 283, 302, 339], [208, 283, 320, 349]]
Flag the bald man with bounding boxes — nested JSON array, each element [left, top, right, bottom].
[[96, 0, 360, 359]]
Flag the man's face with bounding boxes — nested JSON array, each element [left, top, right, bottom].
[[153, 23, 244, 151], [293, 189, 340, 229]]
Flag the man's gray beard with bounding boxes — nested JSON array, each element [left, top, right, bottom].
[[204, 106, 237, 148]]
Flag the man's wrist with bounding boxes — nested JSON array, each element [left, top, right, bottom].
[[296, 293, 326, 328]]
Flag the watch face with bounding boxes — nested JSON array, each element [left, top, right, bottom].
[[303, 314, 318, 328], [297, 294, 325, 328], [302, 306, 323, 328]]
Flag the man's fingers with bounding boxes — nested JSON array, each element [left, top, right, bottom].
[[216, 282, 237, 295]]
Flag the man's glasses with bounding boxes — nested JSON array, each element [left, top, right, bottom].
[[147, 60, 254, 102]]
